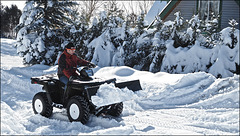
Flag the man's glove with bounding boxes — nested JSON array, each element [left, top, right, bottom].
[[88, 62, 96, 68], [69, 76, 75, 81]]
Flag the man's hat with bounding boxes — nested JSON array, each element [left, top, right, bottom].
[[65, 42, 75, 49]]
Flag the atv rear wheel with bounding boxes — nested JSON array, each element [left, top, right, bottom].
[[107, 102, 123, 117], [67, 96, 90, 124], [32, 92, 53, 118]]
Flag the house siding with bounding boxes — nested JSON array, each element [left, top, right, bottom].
[[221, 0, 240, 29], [164, 0, 197, 21]]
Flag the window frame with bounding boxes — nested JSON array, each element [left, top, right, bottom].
[[197, 0, 222, 30]]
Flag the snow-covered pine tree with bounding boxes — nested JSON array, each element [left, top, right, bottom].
[[135, 11, 145, 35], [107, 2, 126, 66], [171, 11, 190, 48], [86, 11, 109, 62], [209, 19, 239, 78], [161, 12, 210, 74], [87, 17, 101, 44], [148, 17, 166, 73], [156, 12, 183, 43], [105, 1, 124, 50], [124, 11, 152, 70], [184, 14, 201, 46], [118, 18, 135, 67], [16, 0, 78, 65], [123, 18, 138, 68], [200, 13, 220, 49], [87, 11, 116, 67], [160, 14, 239, 78], [88, 2, 126, 67], [112, 22, 128, 66]]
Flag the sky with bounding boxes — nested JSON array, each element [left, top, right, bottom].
[[1, 0, 26, 10], [1, 0, 155, 15], [1, 0, 160, 26]]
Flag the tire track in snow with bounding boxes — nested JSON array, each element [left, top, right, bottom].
[[122, 109, 199, 134], [123, 108, 238, 135], [134, 72, 239, 109]]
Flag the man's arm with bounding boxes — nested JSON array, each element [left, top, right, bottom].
[[75, 55, 90, 66]]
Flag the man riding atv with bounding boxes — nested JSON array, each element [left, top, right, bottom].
[[31, 42, 142, 124], [58, 42, 96, 91]]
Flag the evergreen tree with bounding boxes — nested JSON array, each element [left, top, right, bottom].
[[87, 17, 100, 44], [209, 19, 239, 78], [88, 2, 126, 67], [1, 4, 22, 38], [111, 22, 130, 66], [171, 11, 190, 48], [87, 11, 113, 67], [16, 0, 78, 65], [124, 11, 152, 70], [86, 11, 109, 62], [146, 17, 165, 73], [135, 11, 145, 35]]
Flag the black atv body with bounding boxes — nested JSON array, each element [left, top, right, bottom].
[[31, 68, 142, 124]]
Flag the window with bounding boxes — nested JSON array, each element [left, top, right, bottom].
[[198, 0, 220, 21]]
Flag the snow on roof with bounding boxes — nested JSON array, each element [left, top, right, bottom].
[[144, 0, 168, 25]]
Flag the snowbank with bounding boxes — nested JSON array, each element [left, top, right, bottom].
[[91, 83, 140, 107]]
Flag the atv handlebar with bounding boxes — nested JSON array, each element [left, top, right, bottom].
[[88, 62, 96, 68], [73, 66, 94, 79]]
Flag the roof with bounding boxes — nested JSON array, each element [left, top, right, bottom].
[[147, 0, 180, 29], [144, 0, 168, 25]]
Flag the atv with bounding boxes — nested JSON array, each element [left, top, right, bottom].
[[31, 67, 142, 124]]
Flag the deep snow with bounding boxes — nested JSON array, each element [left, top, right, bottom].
[[1, 38, 239, 135]]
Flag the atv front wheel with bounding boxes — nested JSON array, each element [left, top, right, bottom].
[[67, 96, 90, 124], [32, 92, 53, 118], [107, 102, 123, 117]]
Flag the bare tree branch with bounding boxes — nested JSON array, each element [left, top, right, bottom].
[[138, 0, 154, 15], [78, 0, 106, 23]]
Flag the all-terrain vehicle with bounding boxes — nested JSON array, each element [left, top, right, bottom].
[[31, 67, 142, 124]]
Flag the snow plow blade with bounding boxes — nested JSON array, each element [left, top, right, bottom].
[[115, 80, 142, 92], [86, 80, 142, 99]]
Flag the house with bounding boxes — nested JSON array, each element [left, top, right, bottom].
[[146, 0, 240, 30]]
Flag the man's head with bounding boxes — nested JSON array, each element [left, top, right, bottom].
[[65, 42, 75, 55]]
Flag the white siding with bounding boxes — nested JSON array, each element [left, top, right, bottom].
[[221, 0, 240, 29], [164, 1, 197, 21]]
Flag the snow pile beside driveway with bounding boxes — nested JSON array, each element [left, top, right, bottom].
[[1, 38, 239, 135], [94, 67, 239, 109]]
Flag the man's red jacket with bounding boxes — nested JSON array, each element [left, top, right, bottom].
[[58, 50, 89, 78]]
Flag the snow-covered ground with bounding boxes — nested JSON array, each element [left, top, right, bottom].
[[1, 38, 239, 135]]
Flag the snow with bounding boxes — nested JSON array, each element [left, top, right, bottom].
[[1, 39, 24, 70], [91, 83, 139, 107], [1, 38, 239, 135]]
